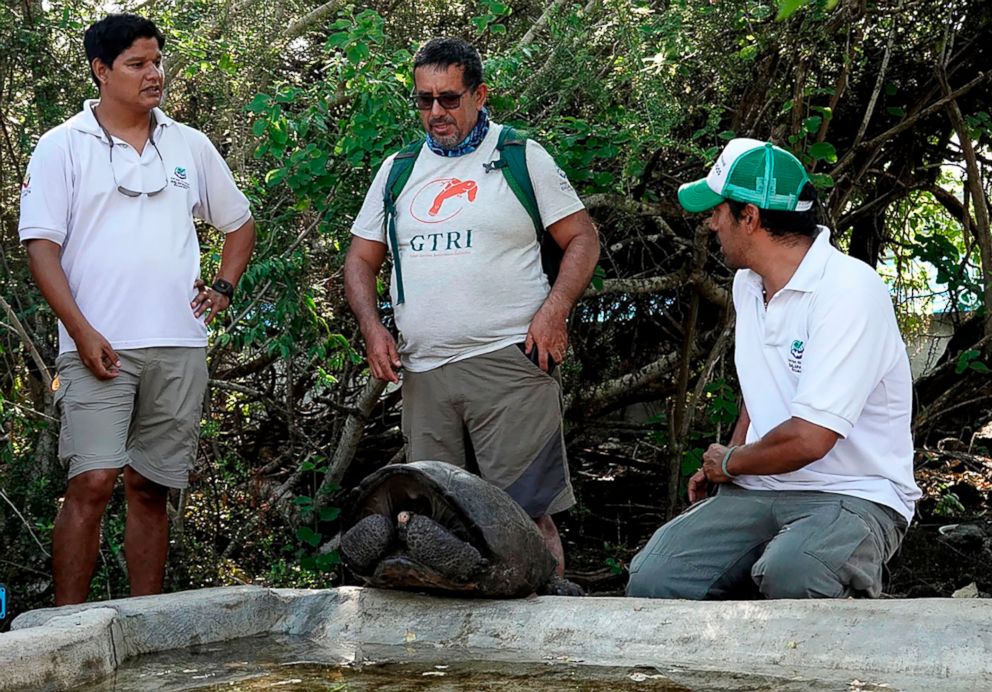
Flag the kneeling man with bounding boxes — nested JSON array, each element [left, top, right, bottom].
[[627, 139, 920, 599]]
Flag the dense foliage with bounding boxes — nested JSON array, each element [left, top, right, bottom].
[[2, 0, 990, 621]]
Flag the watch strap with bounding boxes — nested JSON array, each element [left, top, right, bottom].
[[211, 278, 235, 300]]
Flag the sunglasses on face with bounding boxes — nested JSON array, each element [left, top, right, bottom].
[[410, 88, 472, 111]]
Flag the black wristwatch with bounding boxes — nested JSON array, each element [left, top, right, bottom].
[[211, 278, 235, 301]]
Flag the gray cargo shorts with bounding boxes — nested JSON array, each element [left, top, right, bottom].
[[626, 483, 908, 599], [401, 343, 575, 518], [54, 347, 208, 489]]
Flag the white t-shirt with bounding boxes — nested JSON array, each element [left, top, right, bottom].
[[351, 123, 585, 372], [732, 227, 921, 522], [19, 100, 251, 354]]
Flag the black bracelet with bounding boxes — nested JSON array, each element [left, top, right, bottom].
[[212, 278, 235, 300]]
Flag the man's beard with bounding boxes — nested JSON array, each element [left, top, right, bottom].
[[430, 117, 461, 149]]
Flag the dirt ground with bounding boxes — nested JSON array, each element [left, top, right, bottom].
[[558, 439, 992, 598]]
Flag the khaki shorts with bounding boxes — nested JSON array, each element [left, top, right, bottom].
[[54, 347, 208, 489], [402, 343, 575, 517]]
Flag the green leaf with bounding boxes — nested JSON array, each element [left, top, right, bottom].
[[292, 496, 313, 507], [776, 0, 808, 21], [718, 130, 736, 141], [251, 120, 267, 137], [319, 506, 341, 522], [681, 448, 703, 476], [803, 116, 822, 134], [315, 552, 341, 570], [808, 142, 837, 163], [955, 350, 979, 374], [810, 173, 835, 188], [247, 93, 270, 113], [591, 265, 606, 291], [265, 168, 287, 186], [886, 106, 906, 118], [296, 526, 322, 547]]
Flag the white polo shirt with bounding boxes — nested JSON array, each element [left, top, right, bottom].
[[732, 227, 921, 522], [19, 100, 251, 354]]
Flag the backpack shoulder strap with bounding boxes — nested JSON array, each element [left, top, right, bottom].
[[496, 126, 544, 241], [382, 140, 423, 305]]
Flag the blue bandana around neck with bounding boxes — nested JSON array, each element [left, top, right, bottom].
[[426, 107, 490, 157]]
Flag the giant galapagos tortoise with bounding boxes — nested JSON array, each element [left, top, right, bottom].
[[340, 460, 582, 597]]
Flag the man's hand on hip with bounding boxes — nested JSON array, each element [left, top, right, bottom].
[[525, 302, 568, 372], [363, 322, 401, 384], [74, 327, 120, 379], [191, 279, 229, 324]]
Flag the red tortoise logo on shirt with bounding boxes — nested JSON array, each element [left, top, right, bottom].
[[409, 177, 479, 223]]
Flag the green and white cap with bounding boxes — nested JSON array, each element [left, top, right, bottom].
[[678, 138, 813, 213]]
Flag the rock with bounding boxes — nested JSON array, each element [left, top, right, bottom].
[[952, 582, 980, 598], [937, 523, 986, 551]]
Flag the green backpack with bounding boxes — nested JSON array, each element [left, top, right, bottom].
[[382, 126, 563, 304]]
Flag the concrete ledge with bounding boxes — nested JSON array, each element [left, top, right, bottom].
[[0, 608, 121, 690], [3, 587, 992, 691], [308, 588, 992, 687]]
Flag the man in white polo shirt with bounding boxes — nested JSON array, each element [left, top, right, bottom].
[[627, 139, 920, 599], [19, 14, 255, 605]]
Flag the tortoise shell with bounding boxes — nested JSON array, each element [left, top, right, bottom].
[[341, 460, 557, 597]]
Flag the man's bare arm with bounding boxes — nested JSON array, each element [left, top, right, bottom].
[[729, 400, 750, 446], [525, 210, 599, 371], [25, 239, 120, 379], [344, 237, 400, 383], [703, 416, 840, 483]]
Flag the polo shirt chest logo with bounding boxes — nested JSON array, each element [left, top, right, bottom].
[[788, 339, 805, 373], [170, 166, 190, 190]]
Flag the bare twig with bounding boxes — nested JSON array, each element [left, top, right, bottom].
[[938, 69, 992, 336], [832, 71, 991, 178], [516, 0, 566, 51], [849, 0, 902, 153], [584, 274, 684, 298], [283, 0, 343, 40], [0, 486, 51, 558], [0, 294, 51, 390]]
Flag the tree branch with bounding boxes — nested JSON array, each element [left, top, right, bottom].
[[0, 294, 51, 390], [516, 0, 566, 51], [317, 376, 390, 502], [832, 71, 991, 178]]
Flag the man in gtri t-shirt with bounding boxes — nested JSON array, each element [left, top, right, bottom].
[[345, 38, 599, 593], [19, 14, 255, 605]]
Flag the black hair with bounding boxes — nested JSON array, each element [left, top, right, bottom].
[[727, 182, 820, 240], [413, 37, 484, 91], [84, 14, 165, 89]]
